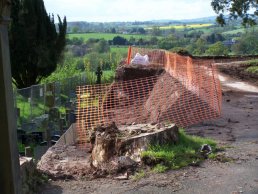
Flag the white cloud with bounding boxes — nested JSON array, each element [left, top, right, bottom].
[[44, 0, 215, 22]]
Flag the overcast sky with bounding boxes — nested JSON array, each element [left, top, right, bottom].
[[44, 0, 215, 22]]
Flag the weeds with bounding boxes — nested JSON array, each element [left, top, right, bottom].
[[152, 164, 168, 173], [141, 129, 217, 172], [243, 59, 258, 66], [132, 170, 146, 181], [243, 59, 258, 75], [209, 153, 234, 163], [246, 66, 258, 75]]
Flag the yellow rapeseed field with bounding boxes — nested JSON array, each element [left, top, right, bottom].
[[145, 23, 213, 30]]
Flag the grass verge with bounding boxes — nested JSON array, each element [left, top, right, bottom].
[[246, 66, 258, 75], [243, 59, 258, 75], [141, 129, 217, 171]]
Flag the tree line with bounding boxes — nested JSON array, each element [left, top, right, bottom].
[[8, 0, 258, 88]]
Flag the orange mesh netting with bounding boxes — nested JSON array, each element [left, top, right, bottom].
[[76, 47, 222, 145]]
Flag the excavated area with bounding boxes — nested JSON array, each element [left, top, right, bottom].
[[37, 123, 178, 179], [38, 59, 219, 180]]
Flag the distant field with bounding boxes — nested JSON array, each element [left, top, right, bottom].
[[68, 33, 157, 41], [222, 26, 258, 35], [145, 23, 214, 30]]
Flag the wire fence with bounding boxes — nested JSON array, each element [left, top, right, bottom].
[[14, 73, 98, 138], [76, 48, 222, 146]]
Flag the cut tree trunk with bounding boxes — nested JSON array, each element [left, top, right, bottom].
[[91, 123, 179, 167]]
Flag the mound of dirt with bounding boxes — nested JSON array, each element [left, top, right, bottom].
[[115, 63, 164, 82], [144, 73, 221, 127]]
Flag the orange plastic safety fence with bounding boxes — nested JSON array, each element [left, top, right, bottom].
[[76, 48, 222, 146]]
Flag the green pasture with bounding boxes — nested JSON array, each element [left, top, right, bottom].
[[222, 26, 258, 35], [68, 33, 157, 42]]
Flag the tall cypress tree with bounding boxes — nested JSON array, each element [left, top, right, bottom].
[[9, 0, 67, 88]]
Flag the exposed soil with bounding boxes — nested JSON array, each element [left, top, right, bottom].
[[217, 61, 258, 87], [39, 64, 258, 194]]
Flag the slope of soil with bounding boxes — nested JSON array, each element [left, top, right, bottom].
[[217, 62, 258, 87]]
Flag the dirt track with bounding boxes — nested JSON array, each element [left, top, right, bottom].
[[39, 71, 258, 194]]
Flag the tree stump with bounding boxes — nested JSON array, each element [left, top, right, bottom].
[[91, 122, 120, 167], [91, 122, 179, 167]]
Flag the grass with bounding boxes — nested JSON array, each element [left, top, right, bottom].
[[222, 26, 258, 35], [152, 164, 168, 173], [18, 142, 25, 153], [243, 59, 258, 65], [141, 129, 217, 171], [246, 66, 258, 75], [243, 59, 258, 75], [68, 32, 157, 42], [16, 94, 45, 125]]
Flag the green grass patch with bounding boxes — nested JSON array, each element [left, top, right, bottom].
[[141, 129, 217, 171], [16, 94, 45, 125], [222, 28, 245, 35], [68, 33, 157, 42], [243, 59, 258, 75], [152, 164, 168, 173], [222, 26, 258, 35], [246, 66, 258, 75], [18, 143, 25, 153], [244, 59, 258, 65]]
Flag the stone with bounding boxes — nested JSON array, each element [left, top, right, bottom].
[[114, 172, 129, 180], [117, 156, 136, 168], [20, 157, 43, 194], [25, 146, 33, 157]]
